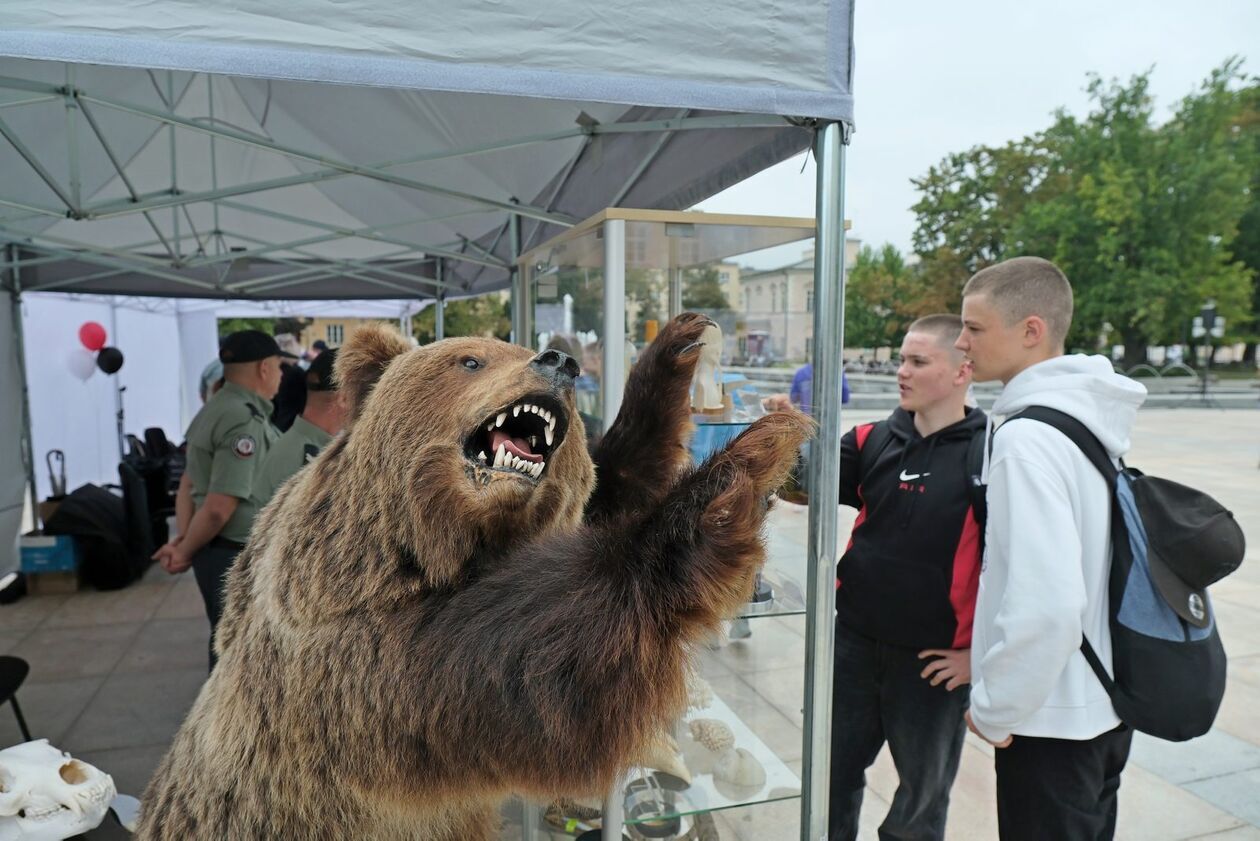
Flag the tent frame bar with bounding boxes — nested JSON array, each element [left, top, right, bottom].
[[6, 244, 39, 535], [800, 119, 851, 841]]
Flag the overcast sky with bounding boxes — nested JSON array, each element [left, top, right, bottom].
[[696, 0, 1260, 268]]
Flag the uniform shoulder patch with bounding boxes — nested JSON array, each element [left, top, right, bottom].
[[233, 434, 258, 459]]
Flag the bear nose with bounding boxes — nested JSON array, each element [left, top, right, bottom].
[[529, 349, 580, 389]]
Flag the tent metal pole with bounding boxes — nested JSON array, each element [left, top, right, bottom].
[[76, 98, 180, 263], [434, 261, 445, 342], [79, 90, 577, 228], [509, 210, 529, 347], [8, 245, 40, 530], [64, 66, 81, 209], [109, 298, 125, 460], [800, 120, 850, 841], [0, 197, 66, 219], [601, 218, 626, 432], [168, 71, 181, 263], [1, 238, 220, 290], [608, 110, 686, 208], [0, 115, 81, 216]]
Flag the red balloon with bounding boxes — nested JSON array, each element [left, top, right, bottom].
[[78, 321, 107, 351]]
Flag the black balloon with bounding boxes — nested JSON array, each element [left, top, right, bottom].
[[96, 346, 124, 374]]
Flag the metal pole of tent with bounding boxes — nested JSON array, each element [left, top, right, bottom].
[[601, 218, 626, 434], [510, 210, 531, 349], [599, 216, 629, 840], [800, 120, 849, 841], [109, 298, 125, 460], [434, 260, 445, 342], [8, 246, 41, 530]]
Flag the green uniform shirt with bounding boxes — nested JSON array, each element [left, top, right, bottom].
[[250, 416, 333, 509], [183, 381, 279, 544]]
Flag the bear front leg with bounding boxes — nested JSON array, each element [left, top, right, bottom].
[[394, 410, 812, 801], [585, 312, 712, 524]]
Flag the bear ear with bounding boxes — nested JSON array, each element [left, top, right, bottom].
[[334, 324, 411, 421]]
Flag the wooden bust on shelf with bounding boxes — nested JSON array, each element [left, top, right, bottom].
[[691, 321, 726, 417]]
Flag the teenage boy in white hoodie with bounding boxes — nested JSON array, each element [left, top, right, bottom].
[[955, 256, 1147, 841]]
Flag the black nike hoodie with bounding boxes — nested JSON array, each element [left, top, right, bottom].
[[836, 406, 987, 650]]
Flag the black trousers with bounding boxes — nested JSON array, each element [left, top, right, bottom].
[[995, 724, 1133, 841], [191, 539, 243, 672], [828, 624, 969, 841]]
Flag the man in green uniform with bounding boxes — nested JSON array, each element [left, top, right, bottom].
[[152, 330, 291, 669], [250, 348, 345, 507]]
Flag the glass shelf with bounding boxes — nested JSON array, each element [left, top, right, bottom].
[[623, 694, 801, 828]]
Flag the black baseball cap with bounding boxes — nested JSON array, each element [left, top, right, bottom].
[[1140, 477, 1245, 628], [219, 330, 299, 364], [305, 348, 339, 391], [312, 340, 329, 351]]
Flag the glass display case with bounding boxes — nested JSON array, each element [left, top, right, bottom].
[[513, 209, 848, 840]]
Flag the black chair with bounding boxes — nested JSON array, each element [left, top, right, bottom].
[[0, 656, 33, 741]]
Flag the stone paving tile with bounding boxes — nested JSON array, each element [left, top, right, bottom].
[[0, 627, 30, 655], [1188, 825, 1260, 840], [712, 616, 806, 676], [1130, 730, 1260, 785], [152, 576, 206, 620], [43, 583, 170, 629], [9, 622, 141, 681], [61, 667, 205, 753], [1116, 764, 1246, 841], [114, 617, 210, 675], [1185, 769, 1260, 829], [0, 592, 68, 631], [0, 675, 102, 745]]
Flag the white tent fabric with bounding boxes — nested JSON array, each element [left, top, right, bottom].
[[1, 2, 854, 121]]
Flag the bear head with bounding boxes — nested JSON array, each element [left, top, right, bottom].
[[325, 324, 595, 590]]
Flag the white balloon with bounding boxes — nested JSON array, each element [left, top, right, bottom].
[[66, 348, 96, 381]]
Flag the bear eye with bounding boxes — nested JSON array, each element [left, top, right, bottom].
[[461, 357, 483, 371]]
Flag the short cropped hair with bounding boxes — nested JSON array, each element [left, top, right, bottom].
[[962, 257, 1074, 346], [906, 313, 964, 352]]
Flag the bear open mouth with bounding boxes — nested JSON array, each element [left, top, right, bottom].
[[464, 394, 569, 481]]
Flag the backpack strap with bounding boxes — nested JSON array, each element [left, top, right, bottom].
[[966, 429, 988, 528], [856, 421, 895, 485], [1002, 405, 1121, 692], [1007, 406, 1118, 487]]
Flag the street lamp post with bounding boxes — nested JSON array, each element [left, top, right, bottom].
[[1191, 299, 1226, 405]]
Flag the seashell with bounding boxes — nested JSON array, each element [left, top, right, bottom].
[[713, 747, 766, 789], [686, 673, 714, 711], [688, 719, 734, 753]]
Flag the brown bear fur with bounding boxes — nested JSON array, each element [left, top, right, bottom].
[[137, 313, 812, 840]]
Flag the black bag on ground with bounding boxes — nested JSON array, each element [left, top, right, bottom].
[[44, 484, 149, 590], [1005, 407, 1245, 742]]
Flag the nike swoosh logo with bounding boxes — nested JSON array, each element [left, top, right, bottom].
[[899, 470, 931, 481]]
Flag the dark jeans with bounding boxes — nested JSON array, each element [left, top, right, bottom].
[[995, 724, 1133, 841], [191, 539, 242, 672], [829, 624, 969, 841]]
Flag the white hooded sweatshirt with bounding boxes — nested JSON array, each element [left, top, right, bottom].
[[969, 354, 1147, 743]]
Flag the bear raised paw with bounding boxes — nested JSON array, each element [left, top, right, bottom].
[[137, 314, 812, 840]]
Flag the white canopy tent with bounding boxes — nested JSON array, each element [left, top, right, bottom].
[[0, 4, 854, 836]]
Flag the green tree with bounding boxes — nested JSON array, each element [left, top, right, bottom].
[[1229, 81, 1260, 363], [412, 293, 511, 343], [913, 61, 1256, 367], [216, 317, 273, 337], [844, 244, 946, 347], [681, 267, 730, 312]]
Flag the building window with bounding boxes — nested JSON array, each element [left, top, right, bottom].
[[719, 271, 731, 285], [327, 324, 344, 345], [806, 288, 814, 313], [781, 283, 788, 312]]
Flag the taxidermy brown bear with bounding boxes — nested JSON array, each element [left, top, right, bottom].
[[137, 313, 811, 840]]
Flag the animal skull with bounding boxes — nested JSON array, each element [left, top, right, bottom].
[[0, 741, 115, 841]]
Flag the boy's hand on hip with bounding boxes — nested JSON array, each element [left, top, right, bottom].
[[918, 648, 971, 691], [965, 710, 1013, 748]]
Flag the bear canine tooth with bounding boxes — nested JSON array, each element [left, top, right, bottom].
[[495, 412, 507, 427], [494, 444, 506, 467], [544, 425, 554, 447], [513, 405, 521, 417]]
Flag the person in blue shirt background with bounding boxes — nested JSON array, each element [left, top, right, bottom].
[[789, 362, 850, 415]]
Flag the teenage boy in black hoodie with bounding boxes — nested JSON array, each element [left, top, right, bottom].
[[828, 313, 986, 841]]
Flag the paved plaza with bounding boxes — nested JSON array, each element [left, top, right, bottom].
[[0, 408, 1256, 840]]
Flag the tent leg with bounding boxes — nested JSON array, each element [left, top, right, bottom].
[[8, 246, 40, 531], [801, 120, 850, 841], [600, 218, 626, 432]]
